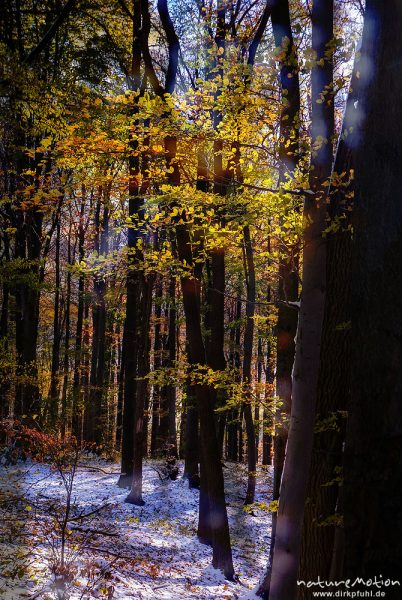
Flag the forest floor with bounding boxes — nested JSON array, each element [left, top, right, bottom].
[[0, 457, 272, 599]]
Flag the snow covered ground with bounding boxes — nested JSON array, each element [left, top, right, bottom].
[[0, 458, 272, 599]]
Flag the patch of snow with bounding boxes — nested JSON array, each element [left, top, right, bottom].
[[0, 458, 272, 599]]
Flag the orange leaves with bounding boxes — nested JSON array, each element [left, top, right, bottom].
[[0, 420, 79, 464]]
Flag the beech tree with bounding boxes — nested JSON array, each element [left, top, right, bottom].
[[343, 0, 402, 591], [261, 1, 334, 598]]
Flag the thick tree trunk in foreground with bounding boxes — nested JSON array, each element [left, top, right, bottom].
[[257, 0, 301, 593], [298, 57, 360, 594], [343, 2, 402, 593], [262, 1, 334, 598]]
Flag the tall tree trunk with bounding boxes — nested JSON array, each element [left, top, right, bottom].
[[262, 335, 274, 466], [115, 320, 125, 450], [14, 193, 43, 417], [48, 219, 61, 426], [261, 1, 334, 598], [71, 190, 86, 441], [255, 337, 263, 463], [269, 0, 301, 576], [243, 225, 257, 504], [94, 201, 109, 444], [184, 378, 199, 488], [166, 275, 177, 454], [176, 220, 234, 579], [0, 232, 11, 418], [150, 277, 162, 457], [298, 56, 360, 594], [118, 2, 142, 487], [204, 0, 228, 456], [227, 295, 241, 462], [125, 273, 154, 504], [60, 225, 72, 439], [85, 194, 108, 445], [343, 2, 402, 592]]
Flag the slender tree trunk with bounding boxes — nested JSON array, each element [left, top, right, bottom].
[[150, 278, 162, 456], [262, 336, 273, 466], [227, 296, 241, 462], [60, 225, 72, 439], [204, 0, 228, 456], [118, 3, 142, 487], [0, 232, 10, 418], [262, 277, 274, 467], [48, 220, 61, 426], [166, 276, 177, 454], [269, 0, 301, 575], [115, 320, 125, 450], [243, 225, 257, 505], [255, 337, 263, 463], [85, 195, 108, 445], [72, 191, 86, 441]]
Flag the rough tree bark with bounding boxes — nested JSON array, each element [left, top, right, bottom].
[[343, 2, 402, 593], [260, 1, 334, 598], [298, 55, 361, 594]]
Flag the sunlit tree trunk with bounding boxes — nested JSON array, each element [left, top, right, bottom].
[[299, 55, 360, 594], [262, 1, 334, 598]]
